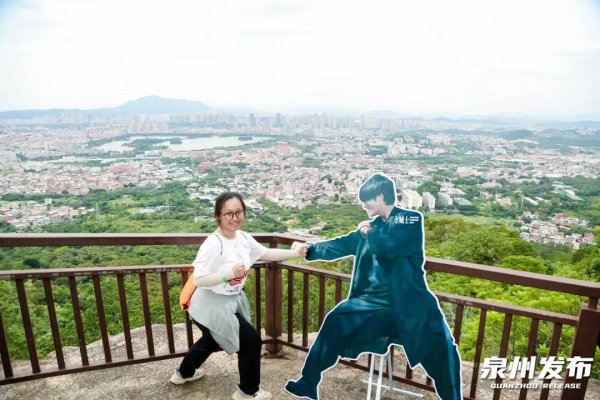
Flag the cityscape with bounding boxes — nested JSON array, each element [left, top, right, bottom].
[[1, 100, 598, 250]]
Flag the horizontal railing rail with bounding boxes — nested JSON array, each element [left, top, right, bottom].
[[272, 260, 599, 400], [0, 264, 193, 384], [1, 234, 597, 303], [426, 257, 600, 308], [0, 233, 598, 400], [0, 262, 274, 385], [0, 232, 302, 247]]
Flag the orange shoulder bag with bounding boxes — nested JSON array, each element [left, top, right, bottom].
[[179, 274, 196, 311]]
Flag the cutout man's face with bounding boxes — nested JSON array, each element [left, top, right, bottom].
[[361, 194, 385, 218]]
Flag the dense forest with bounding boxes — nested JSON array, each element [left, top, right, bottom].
[[0, 182, 598, 378]]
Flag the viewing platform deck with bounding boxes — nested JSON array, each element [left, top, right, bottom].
[[0, 233, 599, 399]]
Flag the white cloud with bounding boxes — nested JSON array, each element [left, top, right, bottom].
[[0, 0, 599, 116]]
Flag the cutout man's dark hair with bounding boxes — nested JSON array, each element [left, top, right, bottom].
[[358, 174, 396, 205]]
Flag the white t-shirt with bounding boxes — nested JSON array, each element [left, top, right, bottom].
[[193, 231, 268, 295]]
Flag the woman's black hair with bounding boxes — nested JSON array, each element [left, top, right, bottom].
[[214, 191, 247, 219], [358, 174, 396, 205]]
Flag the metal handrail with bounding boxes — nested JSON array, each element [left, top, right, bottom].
[[0, 233, 598, 400]]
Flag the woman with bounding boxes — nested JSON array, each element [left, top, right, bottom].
[[170, 191, 307, 400]]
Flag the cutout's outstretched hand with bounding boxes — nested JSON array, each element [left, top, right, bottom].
[[358, 221, 372, 237]]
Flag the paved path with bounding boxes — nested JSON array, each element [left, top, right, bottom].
[[2, 324, 597, 400]]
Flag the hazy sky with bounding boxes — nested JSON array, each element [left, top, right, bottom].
[[1, 0, 599, 117]]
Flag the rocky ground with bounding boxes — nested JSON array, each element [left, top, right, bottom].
[[1, 324, 598, 400]]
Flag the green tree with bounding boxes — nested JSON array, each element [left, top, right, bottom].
[[438, 226, 536, 266], [500, 255, 547, 274], [417, 181, 441, 195], [588, 258, 600, 280]]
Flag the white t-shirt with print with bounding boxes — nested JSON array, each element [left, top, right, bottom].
[[193, 231, 267, 295]]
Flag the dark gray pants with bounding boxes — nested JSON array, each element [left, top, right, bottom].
[[179, 313, 262, 395]]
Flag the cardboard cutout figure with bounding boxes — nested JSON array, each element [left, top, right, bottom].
[[285, 173, 463, 400]]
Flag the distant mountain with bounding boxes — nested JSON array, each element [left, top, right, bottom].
[[0, 96, 213, 120], [219, 106, 260, 117], [283, 107, 360, 116], [0, 108, 82, 120], [110, 96, 212, 115], [1, 97, 599, 126], [365, 110, 403, 119], [399, 113, 600, 128]]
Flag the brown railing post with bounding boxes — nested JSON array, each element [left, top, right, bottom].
[[264, 244, 283, 356], [560, 307, 600, 400], [0, 309, 13, 378], [1, 232, 599, 399], [15, 279, 40, 374]]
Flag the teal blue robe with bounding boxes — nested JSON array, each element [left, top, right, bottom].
[[302, 206, 462, 400]]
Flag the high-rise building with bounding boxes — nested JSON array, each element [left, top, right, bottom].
[[360, 115, 378, 129], [258, 117, 271, 133], [422, 192, 436, 211], [439, 193, 453, 208], [400, 189, 422, 210], [456, 166, 478, 177]]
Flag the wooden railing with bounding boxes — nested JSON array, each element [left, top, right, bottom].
[[0, 233, 598, 400]]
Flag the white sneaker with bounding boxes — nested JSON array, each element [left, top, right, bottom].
[[169, 368, 205, 384], [231, 388, 272, 399]]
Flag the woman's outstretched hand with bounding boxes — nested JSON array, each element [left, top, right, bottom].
[[292, 241, 308, 257]]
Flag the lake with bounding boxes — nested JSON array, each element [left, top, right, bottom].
[[95, 135, 269, 152]]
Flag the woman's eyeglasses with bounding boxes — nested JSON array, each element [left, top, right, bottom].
[[221, 210, 245, 220]]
